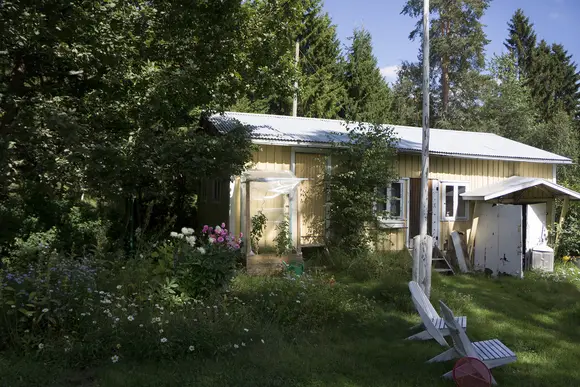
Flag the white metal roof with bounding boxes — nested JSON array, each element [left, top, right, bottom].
[[208, 111, 573, 164], [461, 176, 580, 201]]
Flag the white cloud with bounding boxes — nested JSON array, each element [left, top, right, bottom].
[[380, 65, 400, 84], [549, 11, 560, 19]]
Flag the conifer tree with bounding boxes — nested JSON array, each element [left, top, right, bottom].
[[504, 9, 537, 79], [342, 28, 391, 124]]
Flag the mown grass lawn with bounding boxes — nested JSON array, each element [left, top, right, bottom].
[[2, 255, 580, 387]]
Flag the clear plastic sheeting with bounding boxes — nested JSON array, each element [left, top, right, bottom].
[[242, 170, 305, 200]]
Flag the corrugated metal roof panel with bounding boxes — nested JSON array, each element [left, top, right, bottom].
[[208, 112, 573, 164], [461, 176, 580, 200]]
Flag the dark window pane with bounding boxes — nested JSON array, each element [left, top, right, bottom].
[[457, 185, 466, 218], [390, 182, 402, 217], [376, 187, 388, 213], [445, 185, 454, 217], [390, 182, 401, 200], [390, 198, 401, 217]]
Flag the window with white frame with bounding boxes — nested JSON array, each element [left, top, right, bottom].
[[377, 180, 404, 222], [442, 182, 469, 220]]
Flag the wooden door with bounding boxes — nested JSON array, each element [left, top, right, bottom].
[[409, 178, 433, 240], [295, 153, 327, 246], [474, 203, 523, 278]]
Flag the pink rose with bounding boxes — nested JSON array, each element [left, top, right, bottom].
[[221, 222, 226, 228], [202, 225, 209, 233], [218, 237, 224, 243]]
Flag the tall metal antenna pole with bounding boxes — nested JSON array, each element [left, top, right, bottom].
[[292, 40, 299, 117]]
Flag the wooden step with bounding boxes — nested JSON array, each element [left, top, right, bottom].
[[435, 268, 454, 273]]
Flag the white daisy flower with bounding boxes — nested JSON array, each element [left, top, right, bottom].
[[111, 355, 119, 363], [160, 337, 167, 343]]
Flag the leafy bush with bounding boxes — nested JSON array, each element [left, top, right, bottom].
[[327, 122, 398, 254], [150, 224, 242, 298], [0, 253, 99, 350]]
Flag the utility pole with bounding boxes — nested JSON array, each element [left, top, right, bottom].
[[418, 0, 432, 298], [292, 40, 299, 117]]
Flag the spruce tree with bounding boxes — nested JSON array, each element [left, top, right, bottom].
[[528, 41, 580, 120], [297, 1, 346, 119], [342, 28, 392, 124], [504, 9, 537, 79]]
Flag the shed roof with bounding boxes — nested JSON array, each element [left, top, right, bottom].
[[208, 111, 573, 164], [461, 176, 580, 201]]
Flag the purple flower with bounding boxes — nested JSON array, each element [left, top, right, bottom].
[[221, 223, 226, 228], [217, 237, 224, 243]]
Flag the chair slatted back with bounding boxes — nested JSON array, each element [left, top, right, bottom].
[[409, 281, 439, 320], [409, 281, 448, 347], [439, 300, 477, 358]]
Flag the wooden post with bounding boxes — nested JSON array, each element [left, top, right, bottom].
[[413, 235, 433, 297], [245, 180, 252, 257], [554, 197, 569, 254], [412, 235, 421, 283], [423, 235, 433, 298], [417, 0, 432, 297]]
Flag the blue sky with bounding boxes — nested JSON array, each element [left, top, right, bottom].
[[323, 0, 580, 83]]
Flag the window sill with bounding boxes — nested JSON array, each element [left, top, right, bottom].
[[378, 218, 405, 229]]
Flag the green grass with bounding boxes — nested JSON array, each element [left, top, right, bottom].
[[2, 255, 580, 387]]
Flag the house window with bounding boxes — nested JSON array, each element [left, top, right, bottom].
[[442, 183, 469, 220], [377, 180, 405, 225]]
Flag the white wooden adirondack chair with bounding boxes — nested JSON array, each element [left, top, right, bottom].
[[406, 281, 467, 347], [428, 300, 517, 385]]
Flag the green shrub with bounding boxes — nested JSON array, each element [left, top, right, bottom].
[[0, 253, 99, 350], [149, 224, 242, 298]]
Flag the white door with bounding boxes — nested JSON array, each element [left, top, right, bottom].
[[473, 203, 523, 278], [526, 203, 548, 251], [473, 203, 498, 272], [496, 204, 523, 278]]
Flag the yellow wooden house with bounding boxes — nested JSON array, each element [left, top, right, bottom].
[[204, 112, 580, 275]]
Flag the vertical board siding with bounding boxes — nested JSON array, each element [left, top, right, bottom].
[[398, 154, 556, 190], [376, 229, 406, 251], [397, 153, 558, 250], [242, 148, 558, 252], [295, 153, 326, 246]]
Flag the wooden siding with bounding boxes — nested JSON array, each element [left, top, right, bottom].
[[295, 153, 327, 246], [397, 154, 556, 249], [227, 146, 559, 252], [397, 154, 554, 186], [376, 229, 407, 251]]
